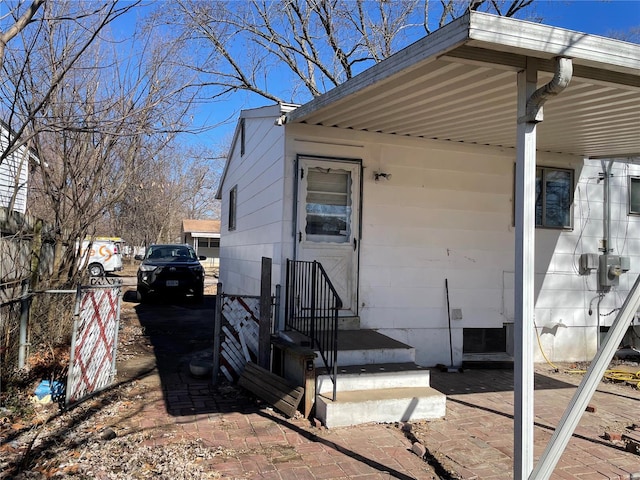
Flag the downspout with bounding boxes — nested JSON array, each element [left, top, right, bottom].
[[526, 57, 573, 123], [524, 57, 573, 123]]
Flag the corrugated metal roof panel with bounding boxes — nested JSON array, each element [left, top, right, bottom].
[[286, 12, 640, 159]]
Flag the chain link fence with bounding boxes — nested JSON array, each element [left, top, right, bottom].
[[1, 297, 23, 379], [1, 290, 77, 387], [1, 208, 63, 391]]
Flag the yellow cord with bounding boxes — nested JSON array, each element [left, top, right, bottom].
[[534, 321, 560, 370], [565, 368, 640, 388], [534, 322, 640, 389]]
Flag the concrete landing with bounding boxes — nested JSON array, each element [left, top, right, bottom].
[[316, 386, 446, 428], [326, 330, 415, 367], [279, 329, 417, 367]]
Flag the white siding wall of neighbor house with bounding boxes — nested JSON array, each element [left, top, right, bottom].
[[0, 130, 29, 214], [284, 124, 640, 367], [219, 110, 287, 297]]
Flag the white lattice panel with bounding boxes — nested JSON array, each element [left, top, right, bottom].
[[220, 295, 260, 379], [66, 285, 121, 405]]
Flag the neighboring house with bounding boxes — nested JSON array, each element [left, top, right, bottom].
[[0, 121, 34, 215], [216, 12, 640, 370], [181, 219, 220, 267]]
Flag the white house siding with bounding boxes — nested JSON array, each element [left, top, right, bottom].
[[0, 127, 29, 214], [218, 108, 288, 297], [283, 124, 640, 366]]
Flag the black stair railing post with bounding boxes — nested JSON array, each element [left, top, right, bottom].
[[310, 261, 317, 347], [285, 259, 292, 330], [283, 259, 341, 401], [332, 295, 339, 400]]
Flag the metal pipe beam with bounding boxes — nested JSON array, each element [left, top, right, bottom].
[[514, 58, 538, 479], [530, 272, 640, 478]]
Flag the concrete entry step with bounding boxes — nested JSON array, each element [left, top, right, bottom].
[[278, 329, 416, 367], [316, 362, 432, 395], [323, 329, 416, 367], [316, 386, 447, 428], [336, 316, 360, 330]]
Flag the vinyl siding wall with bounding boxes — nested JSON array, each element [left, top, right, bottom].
[[285, 123, 640, 366], [0, 129, 29, 214], [218, 112, 287, 297]]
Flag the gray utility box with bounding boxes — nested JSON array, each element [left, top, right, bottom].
[[599, 254, 631, 289]]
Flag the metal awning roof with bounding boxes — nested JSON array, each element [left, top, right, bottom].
[[286, 12, 640, 159]]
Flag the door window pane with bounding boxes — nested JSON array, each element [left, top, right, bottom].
[[305, 168, 351, 242]]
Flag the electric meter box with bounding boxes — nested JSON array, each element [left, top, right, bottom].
[[579, 253, 599, 274], [598, 254, 631, 289]]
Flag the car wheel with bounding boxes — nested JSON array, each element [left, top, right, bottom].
[[137, 289, 148, 302], [193, 286, 204, 302], [88, 263, 104, 277]]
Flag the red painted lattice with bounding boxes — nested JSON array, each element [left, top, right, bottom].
[[66, 283, 121, 405]]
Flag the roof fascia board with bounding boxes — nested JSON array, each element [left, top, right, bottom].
[[444, 46, 640, 89], [215, 121, 242, 200], [241, 103, 298, 120], [467, 12, 640, 75], [190, 232, 221, 238], [286, 12, 473, 124]]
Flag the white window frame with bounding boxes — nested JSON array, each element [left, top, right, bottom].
[[228, 185, 237, 231], [535, 166, 574, 229], [628, 176, 640, 215]]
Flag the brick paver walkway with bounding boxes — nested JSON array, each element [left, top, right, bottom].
[[121, 295, 640, 480], [424, 367, 640, 479], [124, 371, 437, 479]]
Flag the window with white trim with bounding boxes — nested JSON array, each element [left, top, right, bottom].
[[535, 167, 573, 228], [629, 176, 640, 215], [228, 185, 237, 231]]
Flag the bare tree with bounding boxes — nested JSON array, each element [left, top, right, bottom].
[[3, 0, 199, 285], [114, 144, 224, 248], [159, 0, 536, 105]]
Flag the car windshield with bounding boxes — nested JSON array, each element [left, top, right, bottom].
[[146, 246, 196, 260]]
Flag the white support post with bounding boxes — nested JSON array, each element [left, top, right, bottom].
[[530, 273, 640, 479], [514, 58, 538, 480]]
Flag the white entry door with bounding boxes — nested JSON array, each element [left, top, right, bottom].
[[296, 157, 361, 315]]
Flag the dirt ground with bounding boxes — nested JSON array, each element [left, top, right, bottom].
[[1, 277, 230, 479]]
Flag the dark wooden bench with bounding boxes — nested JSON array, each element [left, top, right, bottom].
[[238, 361, 304, 418]]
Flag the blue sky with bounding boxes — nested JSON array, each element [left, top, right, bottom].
[[106, 0, 639, 150], [194, 0, 640, 149], [528, 0, 639, 37]]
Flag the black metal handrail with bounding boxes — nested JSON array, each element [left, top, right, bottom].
[[285, 259, 341, 400]]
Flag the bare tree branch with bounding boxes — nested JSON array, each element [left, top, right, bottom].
[[161, 0, 538, 105], [0, 0, 45, 65]]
